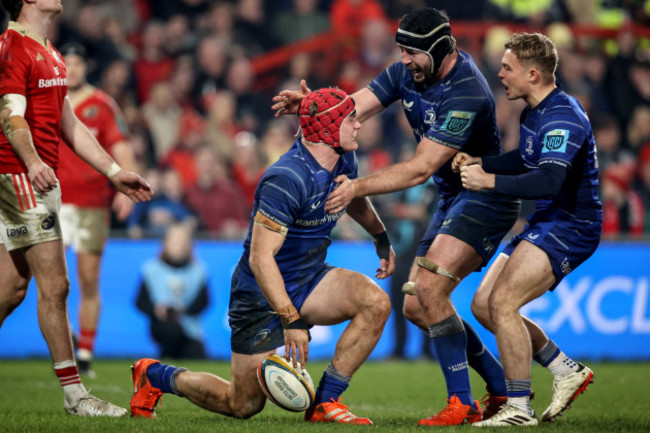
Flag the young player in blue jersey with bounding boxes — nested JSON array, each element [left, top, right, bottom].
[[274, 8, 521, 426], [454, 33, 601, 427], [129, 88, 396, 424]]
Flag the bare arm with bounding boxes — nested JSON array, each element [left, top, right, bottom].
[[0, 94, 58, 194], [249, 211, 309, 366], [346, 197, 395, 279], [350, 87, 385, 123], [60, 97, 153, 203], [110, 139, 137, 220], [271, 81, 385, 122], [325, 137, 457, 213], [60, 96, 116, 175]]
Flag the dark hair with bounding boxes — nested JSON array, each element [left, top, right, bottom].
[[1, 0, 23, 21], [59, 43, 87, 61]]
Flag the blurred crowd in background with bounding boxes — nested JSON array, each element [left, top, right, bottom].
[[2, 0, 650, 241]]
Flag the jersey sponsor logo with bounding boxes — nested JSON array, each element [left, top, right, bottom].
[[38, 76, 68, 88], [424, 107, 436, 126], [440, 111, 475, 135], [542, 129, 569, 153], [402, 99, 414, 111], [53, 66, 60, 76], [6, 225, 28, 238], [40, 214, 56, 230], [295, 210, 344, 227], [525, 136, 534, 155]]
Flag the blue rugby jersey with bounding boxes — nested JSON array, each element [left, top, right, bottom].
[[517, 88, 601, 220], [367, 51, 501, 199], [236, 138, 358, 287]]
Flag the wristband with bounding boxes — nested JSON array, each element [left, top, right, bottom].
[[106, 162, 121, 178], [276, 304, 301, 329], [373, 231, 391, 260], [285, 318, 311, 330]]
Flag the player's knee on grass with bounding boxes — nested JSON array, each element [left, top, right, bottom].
[[229, 389, 267, 419]]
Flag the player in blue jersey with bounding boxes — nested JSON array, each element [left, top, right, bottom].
[[129, 88, 396, 424], [453, 33, 601, 427], [273, 8, 520, 426]]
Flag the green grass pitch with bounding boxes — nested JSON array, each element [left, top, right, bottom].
[[1, 359, 649, 432]]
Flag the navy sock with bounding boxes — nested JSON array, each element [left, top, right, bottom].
[[463, 318, 506, 396], [428, 315, 476, 409], [146, 362, 182, 395], [314, 363, 350, 405]]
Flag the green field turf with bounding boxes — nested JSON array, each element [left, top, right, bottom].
[[1, 359, 649, 432]]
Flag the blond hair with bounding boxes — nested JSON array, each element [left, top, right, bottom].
[[505, 33, 558, 81]]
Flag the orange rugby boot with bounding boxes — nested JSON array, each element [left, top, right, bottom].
[[130, 358, 164, 418], [418, 395, 482, 426], [305, 398, 373, 425]]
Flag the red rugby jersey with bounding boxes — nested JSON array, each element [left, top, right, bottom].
[[0, 22, 67, 174], [58, 85, 128, 208]]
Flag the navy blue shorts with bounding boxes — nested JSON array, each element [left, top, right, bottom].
[[416, 189, 521, 267], [502, 207, 601, 290], [228, 264, 334, 355]]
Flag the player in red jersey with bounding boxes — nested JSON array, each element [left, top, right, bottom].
[[57, 43, 137, 378], [0, 0, 152, 417]]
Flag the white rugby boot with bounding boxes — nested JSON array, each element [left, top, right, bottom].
[[65, 393, 128, 417], [473, 403, 538, 427], [542, 362, 593, 422]]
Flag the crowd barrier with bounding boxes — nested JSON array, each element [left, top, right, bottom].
[[1, 239, 648, 360]]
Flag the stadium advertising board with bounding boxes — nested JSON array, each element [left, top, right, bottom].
[[1, 241, 648, 360]]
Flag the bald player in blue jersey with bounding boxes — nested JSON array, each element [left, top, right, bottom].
[[454, 33, 601, 427], [129, 88, 396, 425], [273, 8, 523, 426]]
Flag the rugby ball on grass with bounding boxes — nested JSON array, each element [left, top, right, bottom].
[[257, 353, 315, 412]]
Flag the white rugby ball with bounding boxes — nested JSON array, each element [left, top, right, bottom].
[[257, 354, 315, 412]]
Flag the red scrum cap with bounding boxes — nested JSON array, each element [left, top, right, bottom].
[[298, 88, 355, 154]]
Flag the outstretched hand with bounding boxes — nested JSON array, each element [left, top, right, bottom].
[[271, 79, 311, 117], [110, 170, 154, 203], [324, 175, 356, 214]]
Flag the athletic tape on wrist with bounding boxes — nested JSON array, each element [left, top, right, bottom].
[[106, 162, 121, 178]]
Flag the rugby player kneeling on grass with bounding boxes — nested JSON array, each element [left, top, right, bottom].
[[130, 88, 395, 424]]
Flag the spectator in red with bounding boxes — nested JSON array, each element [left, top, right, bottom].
[[133, 20, 175, 103], [634, 144, 650, 233], [329, 0, 388, 60], [161, 112, 205, 189], [602, 167, 645, 238], [185, 146, 250, 239], [231, 131, 265, 206]]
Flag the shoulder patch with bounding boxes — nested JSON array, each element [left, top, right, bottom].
[[440, 111, 476, 135], [541, 129, 570, 153]]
